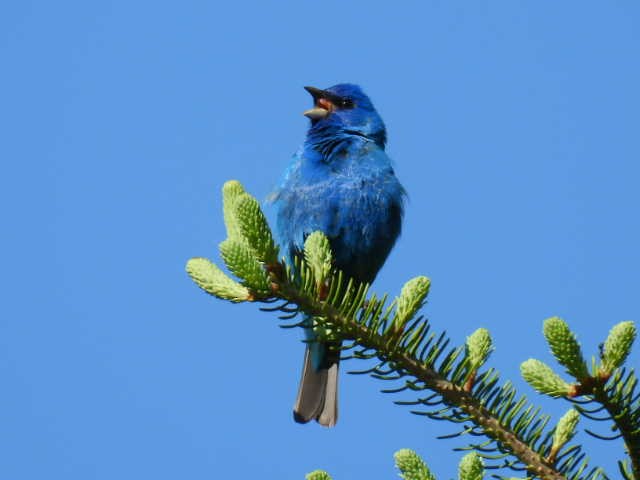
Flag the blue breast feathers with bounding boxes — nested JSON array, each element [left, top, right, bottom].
[[272, 135, 404, 284]]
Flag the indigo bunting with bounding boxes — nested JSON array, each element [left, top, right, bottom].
[[271, 84, 405, 427]]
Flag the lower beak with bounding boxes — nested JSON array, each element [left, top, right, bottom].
[[303, 107, 330, 120]]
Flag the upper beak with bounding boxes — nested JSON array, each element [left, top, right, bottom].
[[304, 86, 328, 100], [303, 86, 336, 120], [304, 86, 344, 103]]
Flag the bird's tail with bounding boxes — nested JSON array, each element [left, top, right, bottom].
[[293, 345, 339, 427]]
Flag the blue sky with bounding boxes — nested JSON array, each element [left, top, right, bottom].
[[2, 1, 640, 479]]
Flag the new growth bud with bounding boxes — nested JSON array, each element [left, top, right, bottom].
[[304, 231, 333, 288], [521, 359, 572, 397], [543, 317, 589, 381], [394, 277, 431, 331], [458, 452, 484, 480], [600, 321, 636, 377], [394, 449, 436, 480], [186, 257, 250, 302]]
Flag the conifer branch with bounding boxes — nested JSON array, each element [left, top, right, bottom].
[[589, 377, 640, 480], [268, 271, 567, 480], [185, 181, 639, 480], [524, 319, 639, 480]]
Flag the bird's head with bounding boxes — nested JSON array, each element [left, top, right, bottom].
[[303, 84, 386, 147]]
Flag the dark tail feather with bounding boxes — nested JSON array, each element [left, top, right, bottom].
[[293, 346, 339, 427]]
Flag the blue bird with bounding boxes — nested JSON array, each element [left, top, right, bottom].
[[271, 84, 405, 427]]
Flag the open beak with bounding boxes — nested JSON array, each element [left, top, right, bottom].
[[303, 86, 337, 120]]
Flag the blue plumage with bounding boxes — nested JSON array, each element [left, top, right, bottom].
[[271, 84, 405, 426]]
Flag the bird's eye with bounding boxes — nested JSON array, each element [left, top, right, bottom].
[[340, 98, 355, 109]]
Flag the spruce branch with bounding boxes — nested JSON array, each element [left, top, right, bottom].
[[198, 255, 576, 480], [186, 181, 621, 480], [580, 369, 640, 480], [524, 317, 640, 480]]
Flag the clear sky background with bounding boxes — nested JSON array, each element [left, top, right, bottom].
[[2, 1, 640, 479]]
